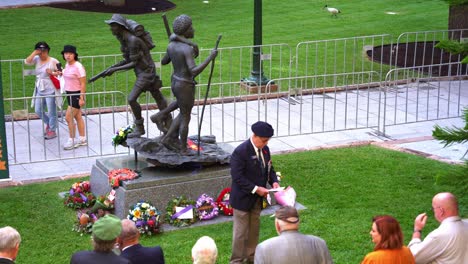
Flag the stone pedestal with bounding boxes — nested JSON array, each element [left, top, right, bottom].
[[90, 155, 231, 219]]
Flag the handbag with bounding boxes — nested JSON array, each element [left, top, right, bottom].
[[49, 74, 60, 89]]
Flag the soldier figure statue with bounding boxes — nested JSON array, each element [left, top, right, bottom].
[[90, 14, 172, 137], [152, 14, 218, 154]]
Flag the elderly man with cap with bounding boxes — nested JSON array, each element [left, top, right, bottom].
[[70, 214, 130, 264], [229, 121, 280, 264], [95, 14, 171, 138], [254, 206, 333, 264]]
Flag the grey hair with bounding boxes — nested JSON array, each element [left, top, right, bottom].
[[173, 14, 192, 35], [192, 236, 217, 264], [0, 226, 21, 251]]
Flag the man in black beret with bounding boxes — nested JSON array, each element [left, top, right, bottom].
[[229, 121, 280, 264]]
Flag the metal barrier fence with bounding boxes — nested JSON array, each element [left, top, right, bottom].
[[3, 30, 467, 165], [380, 62, 468, 135], [5, 91, 131, 164]]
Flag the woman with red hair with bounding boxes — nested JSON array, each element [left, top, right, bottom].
[[361, 215, 415, 263]]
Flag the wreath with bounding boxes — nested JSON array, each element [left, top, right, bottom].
[[127, 201, 162, 235], [165, 196, 198, 227], [63, 181, 96, 209], [112, 125, 134, 147], [216, 187, 233, 216], [195, 193, 219, 220], [108, 168, 138, 188]]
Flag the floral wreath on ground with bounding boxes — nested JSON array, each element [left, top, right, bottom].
[[72, 191, 116, 235], [195, 193, 219, 220], [216, 187, 233, 216], [63, 181, 96, 209], [127, 201, 162, 236], [108, 168, 138, 188], [112, 124, 134, 147], [165, 196, 198, 227]]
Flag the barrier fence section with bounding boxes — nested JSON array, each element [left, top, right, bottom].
[[5, 91, 131, 164], [380, 62, 468, 135], [2, 30, 468, 165]]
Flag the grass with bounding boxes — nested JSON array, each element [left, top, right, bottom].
[[0, 0, 449, 58], [0, 0, 451, 114], [0, 145, 466, 263]]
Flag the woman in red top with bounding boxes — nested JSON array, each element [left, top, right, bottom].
[[361, 215, 415, 264]]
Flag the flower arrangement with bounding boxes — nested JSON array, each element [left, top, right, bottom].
[[72, 191, 116, 236], [276, 171, 282, 181], [216, 187, 233, 216], [72, 210, 98, 235], [127, 201, 162, 235], [108, 168, 138, 188], [165, 196, 198, 227], [112, 125, 134, 147], [63, 181, 96, 209], [195, 193, 218, 220]]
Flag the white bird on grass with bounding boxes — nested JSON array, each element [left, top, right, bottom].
[[324, 5, 341, 17]]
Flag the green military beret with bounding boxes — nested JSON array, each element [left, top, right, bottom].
[[92, 214, 122, 241]]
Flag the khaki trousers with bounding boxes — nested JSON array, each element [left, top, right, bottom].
[[230, 199, 261, 264]]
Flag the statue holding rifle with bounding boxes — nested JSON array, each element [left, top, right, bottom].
[[89, 14, 172, 138], [152, 14, 220, 154]]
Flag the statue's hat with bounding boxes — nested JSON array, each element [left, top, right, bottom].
[[105, 14, 127, 28]]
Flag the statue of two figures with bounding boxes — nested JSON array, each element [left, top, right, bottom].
[[90, 14, 229, 165]]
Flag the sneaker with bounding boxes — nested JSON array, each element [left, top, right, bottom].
[[63, 139, 75, 150], [44, 125, 50, 136], [44, 131, 57, 140], [74, 138, 88, 148]]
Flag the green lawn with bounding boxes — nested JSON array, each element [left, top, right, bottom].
[[0, 0, 451, 113], [0, 145, 466, 263], [0, 0, 449, 58]]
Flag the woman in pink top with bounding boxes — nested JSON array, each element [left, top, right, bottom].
[[361, 215, 415, 264], [60, 45, 87, 150]]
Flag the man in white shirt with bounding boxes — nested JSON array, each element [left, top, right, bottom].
[[408, 192, 468, 264]]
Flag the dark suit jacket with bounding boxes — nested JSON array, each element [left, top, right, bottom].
[[230, 138, 278, 211], [121, 244, 165, 264], [70, 250, 131, 264], [0, 258, 14, 264]]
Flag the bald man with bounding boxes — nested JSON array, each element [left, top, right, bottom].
[[408, 192, 468, 264], [117, 219, 165, 264]]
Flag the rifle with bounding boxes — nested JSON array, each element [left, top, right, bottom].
[[162, 14, 171, 38], [87, 69, 108, 83], [197, 35, 222, 155]]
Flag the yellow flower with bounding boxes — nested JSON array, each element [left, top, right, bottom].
[[119, 131, 124, 136], [133, 209, 141, 219]]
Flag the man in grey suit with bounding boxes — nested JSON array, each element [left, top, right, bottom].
[[254, 206, 333, 264]]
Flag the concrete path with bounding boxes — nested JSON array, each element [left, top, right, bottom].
[[2, 80, 467, 186]]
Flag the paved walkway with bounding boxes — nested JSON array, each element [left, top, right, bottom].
[[2, 80, 467, 186]]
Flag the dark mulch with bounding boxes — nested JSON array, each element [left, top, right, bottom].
[[367, 42, 467, 77], [47, 0, 175, 14]]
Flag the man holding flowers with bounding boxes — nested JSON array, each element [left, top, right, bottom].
[[229, 121, 280, 264]]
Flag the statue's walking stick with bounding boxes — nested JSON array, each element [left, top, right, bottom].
[[198, 35, 222, 155]]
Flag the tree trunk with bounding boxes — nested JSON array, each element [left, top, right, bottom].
[[448, 4, 468, 40]]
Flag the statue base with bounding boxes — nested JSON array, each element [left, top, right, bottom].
[[90, 155, 231, 219], [240, 81, 278, 94]]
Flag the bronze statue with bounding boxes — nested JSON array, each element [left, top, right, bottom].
[[89, 14, 172, 137], [152, 14, 218, 154]]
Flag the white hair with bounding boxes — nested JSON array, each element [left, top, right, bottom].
[[192, 236, 217, 264], [0, 226, 21, 251]]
